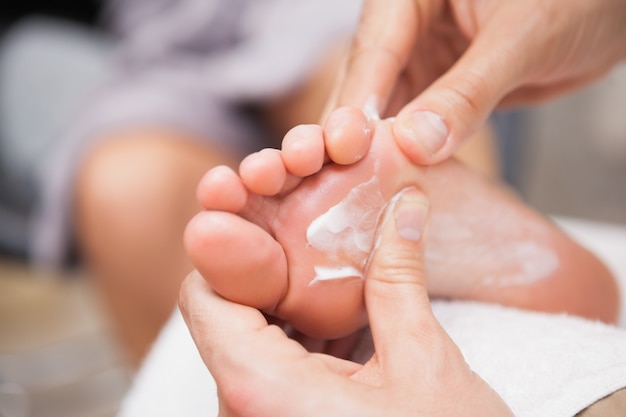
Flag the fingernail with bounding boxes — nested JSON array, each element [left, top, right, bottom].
[[395, 192, 429, 242], [399, 111, 448, 156]]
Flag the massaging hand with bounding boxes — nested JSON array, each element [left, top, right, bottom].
[[335, 0, 626, 164], [179, 189, 513, 417]]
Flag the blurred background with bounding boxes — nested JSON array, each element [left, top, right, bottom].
[[0, 2, 625, 417], [1, 3, 131, 417]]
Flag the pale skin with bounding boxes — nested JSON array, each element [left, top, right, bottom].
[[185, 107, 619, 340], [180, 188, 515, 417]]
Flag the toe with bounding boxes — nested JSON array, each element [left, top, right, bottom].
[[240, 148, 287, 195], [184, 211, 288, 312], [323, 107, 372, 165], [281, 124, 325, 177], [196, 165, 247, 212]]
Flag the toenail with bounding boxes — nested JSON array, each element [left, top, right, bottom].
[[399, 111, 448, 157]]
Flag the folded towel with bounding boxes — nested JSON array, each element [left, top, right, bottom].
[[433, 301, 626, 417], [118, 303, 626, 417]]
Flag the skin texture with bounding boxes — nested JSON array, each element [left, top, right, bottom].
[[180, 189, 515, 417], [186, 110, 619, 340], [333, 0, 626, 164]]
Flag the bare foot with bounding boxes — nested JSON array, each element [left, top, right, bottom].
[[185, 108, 618, 339]]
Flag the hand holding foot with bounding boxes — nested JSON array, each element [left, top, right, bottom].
[[180, 190, 514, 417], [185, 111, 618, 340]]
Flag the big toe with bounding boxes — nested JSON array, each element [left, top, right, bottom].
[[184, 211, 288, 312]]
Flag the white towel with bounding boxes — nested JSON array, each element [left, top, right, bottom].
[[118, 303, 626, 417], [433, 302, 626, 417]]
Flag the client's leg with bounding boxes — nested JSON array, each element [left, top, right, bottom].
[[75, 132, 239, 366]]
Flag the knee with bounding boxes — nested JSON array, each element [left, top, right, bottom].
[[75, 135, 205, 237]]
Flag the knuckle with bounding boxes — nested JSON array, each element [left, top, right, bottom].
[[370, 250, 427, 285], [446, 73, 487, 117]]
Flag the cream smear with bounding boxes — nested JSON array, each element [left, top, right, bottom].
[[362, 96, 381, 120], [425, 205, 560, 287], [306, 173, 385, 283]]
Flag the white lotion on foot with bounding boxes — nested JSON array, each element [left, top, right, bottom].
[[362, 95, 381, 120], [306, 173, 385, 283], [425, 199, 560, 287]]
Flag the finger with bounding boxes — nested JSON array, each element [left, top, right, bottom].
[[179, 271, 362, 417], [179, 270, 270, 355], [335, 0, 443, 112], [180, 272, 302, 407], [179, 271, 359, 375], [364, 188, 433, 373], [179, 271, 273, 396], [393, 7, 541, 164]]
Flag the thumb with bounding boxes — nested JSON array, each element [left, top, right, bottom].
[[365, 188, 433, 372], [392, 17, 533, 165]]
